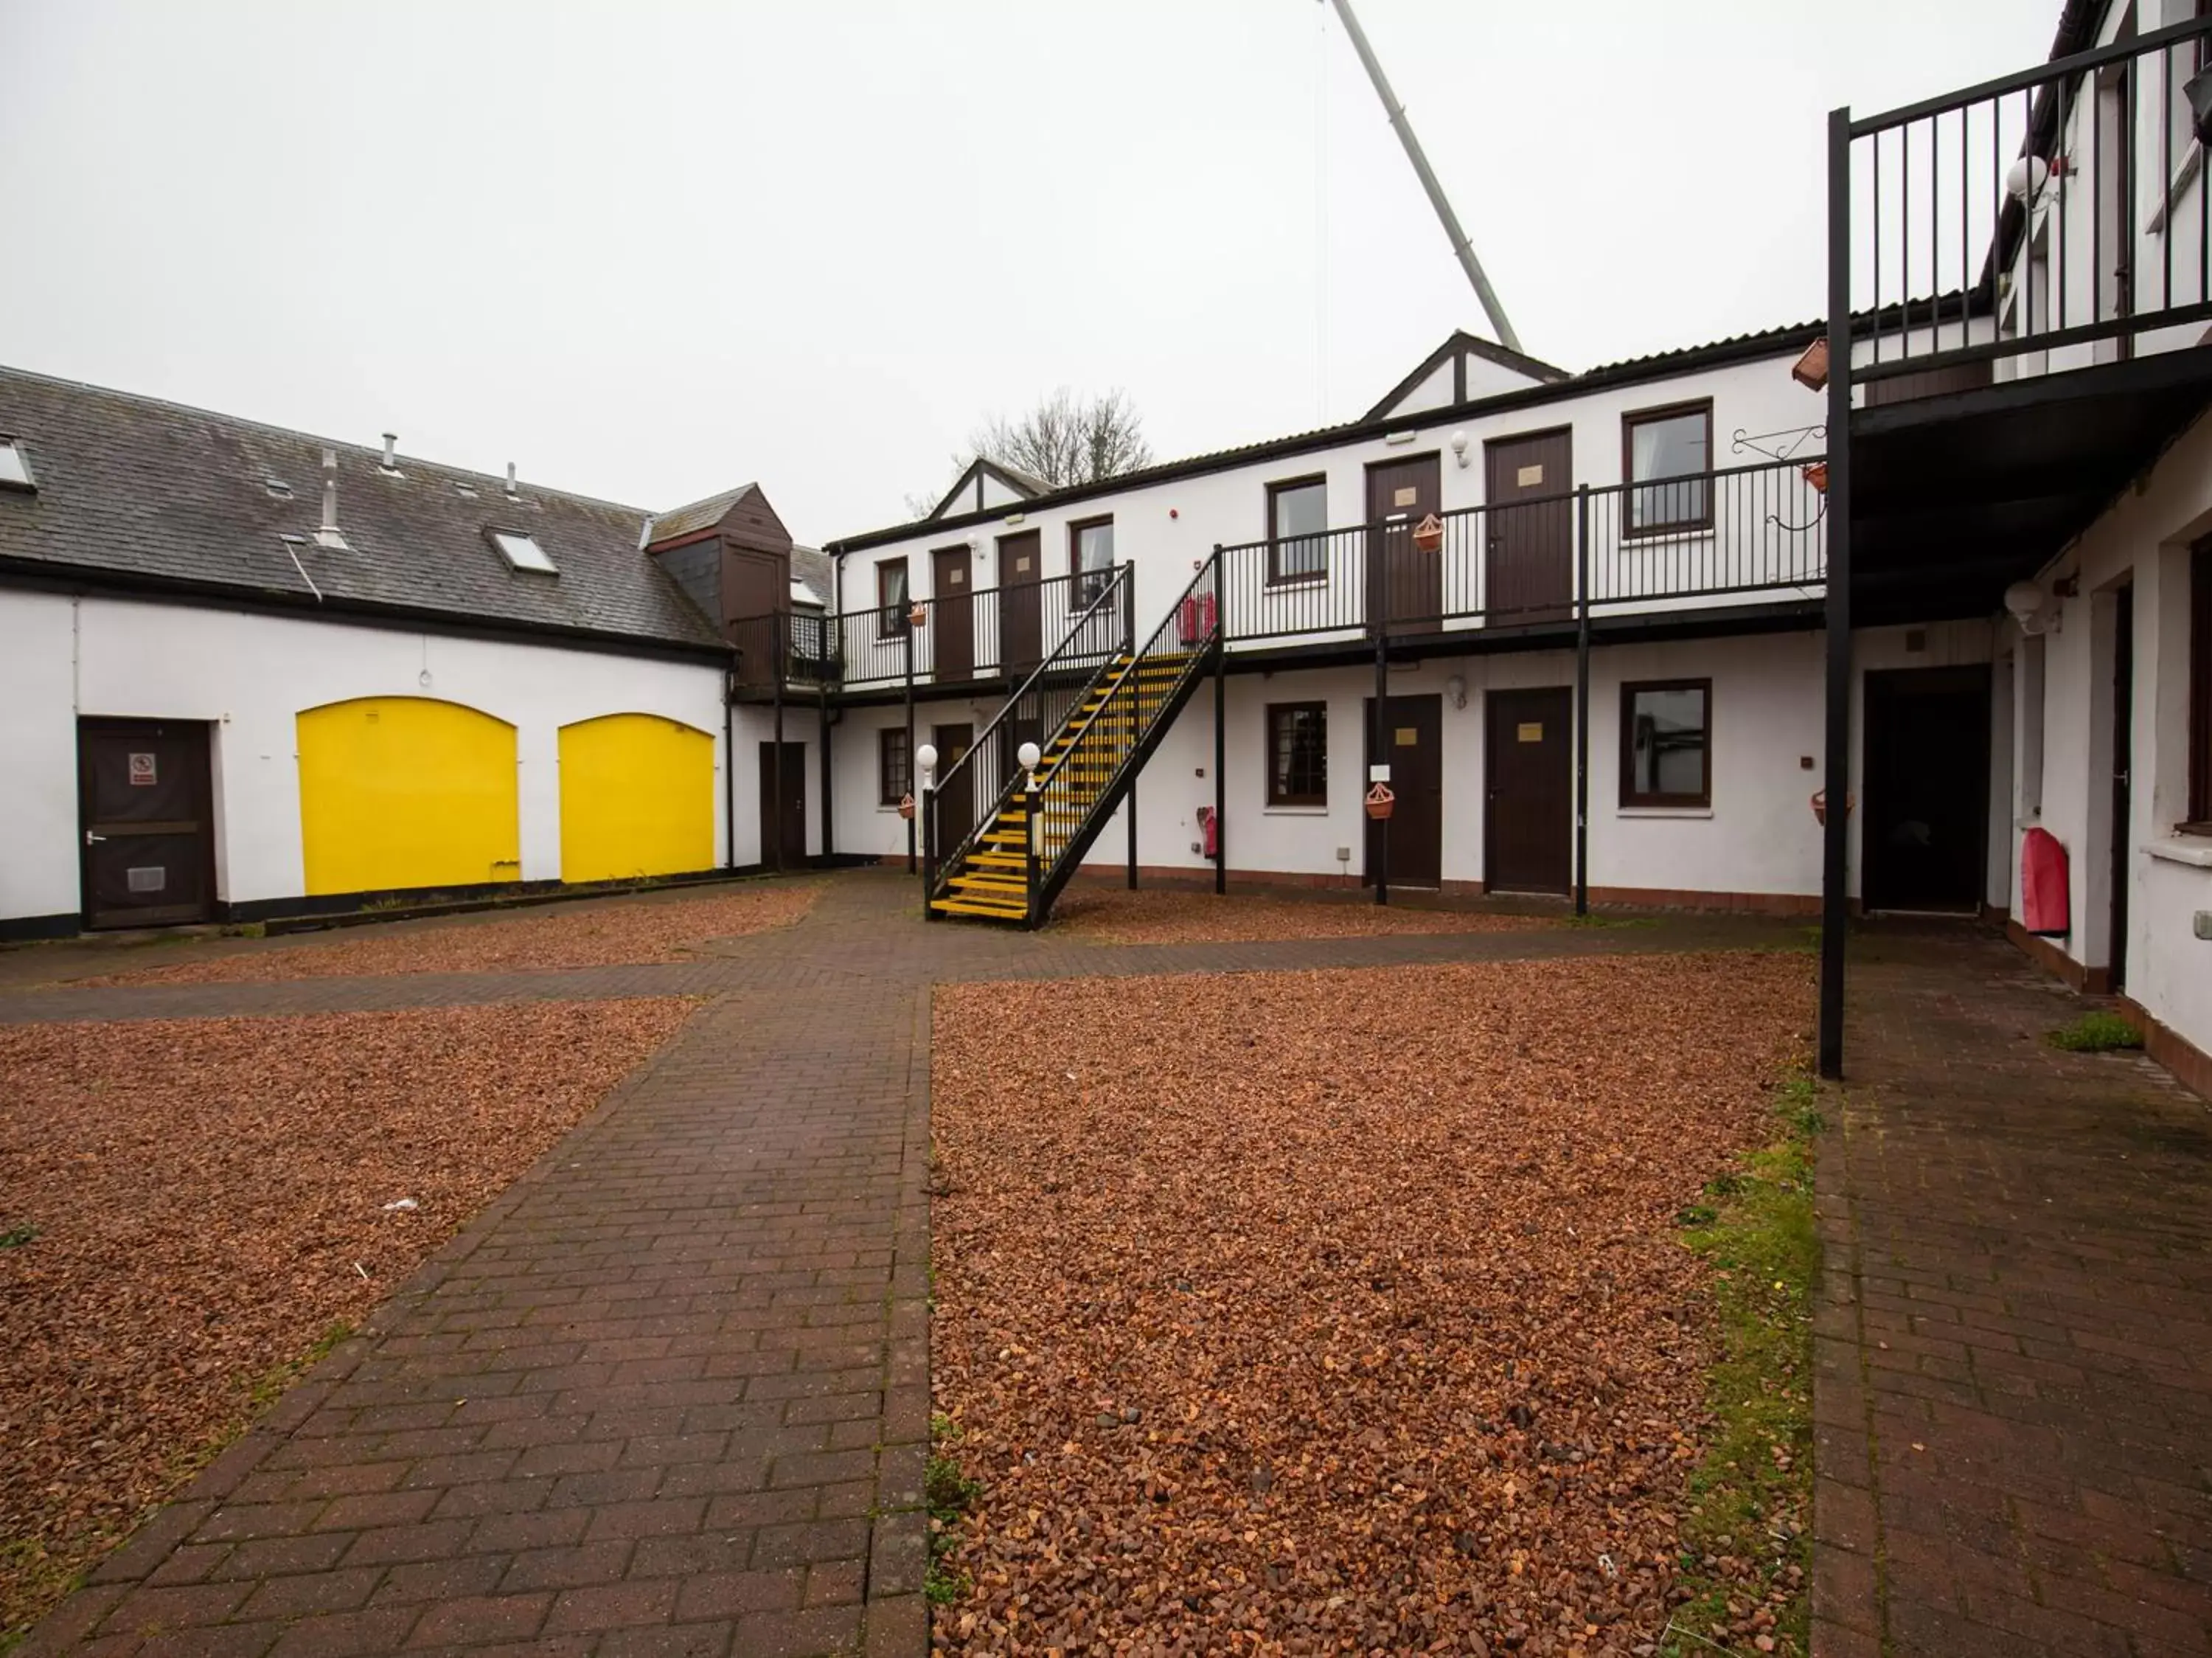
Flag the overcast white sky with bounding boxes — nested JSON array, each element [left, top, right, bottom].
[[1, 1, 2052, 545]]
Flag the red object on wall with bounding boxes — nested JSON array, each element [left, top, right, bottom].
[[1179, 592, 1218, 645], [2021, 826, 2070, 936], [1197, 805, 1219, 860]]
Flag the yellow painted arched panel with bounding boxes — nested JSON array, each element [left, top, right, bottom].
[[557, 713, 715, 883], [296, 697, 520, 896]]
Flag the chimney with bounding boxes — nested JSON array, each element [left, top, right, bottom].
[[504, 461, 519, 499], [380, 432, 399, 472], [314, 449, 349, 549]]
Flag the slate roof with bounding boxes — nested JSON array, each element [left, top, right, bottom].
[[0, 365, 728, 653], [790, 544, 832, 607]]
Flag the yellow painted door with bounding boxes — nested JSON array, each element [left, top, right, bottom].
[[296, 697, 520, 896], [558, 713, 714, 882]]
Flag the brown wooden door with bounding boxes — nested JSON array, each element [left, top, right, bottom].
[[77, 718, 216, 928], [932, 723, 975, 856], [932, 545, 973, 681], [1365, 454, 1442, 637], [1862, 666, 1990, 913], [2108, 587, 2132, 987], [1000, 530, 1042, 676], [1485, 687, 1573, 894], [1484, 429, 1573, 623], [1364, 694, 1443, 888], [757, 741, 807, 871]]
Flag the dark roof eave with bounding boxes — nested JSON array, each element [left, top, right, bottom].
[[0, 556, 736, 664], [827, 319, 1826, 555]]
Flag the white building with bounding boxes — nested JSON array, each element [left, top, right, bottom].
[[0, 367, 827, 938]]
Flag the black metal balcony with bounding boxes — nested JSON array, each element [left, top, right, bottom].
[[1831, 12, 2212, 623]]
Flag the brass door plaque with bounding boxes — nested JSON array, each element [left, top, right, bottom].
[[1517, 722, 1543, 742]]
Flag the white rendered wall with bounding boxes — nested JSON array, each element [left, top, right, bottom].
[[835, 350, 1829, 664], [0, 591, 734, 921], [820, 626, 1990, 904], [2008, 403, 2212, 1059]]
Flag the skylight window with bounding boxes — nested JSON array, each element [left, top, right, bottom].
[[489, 528, 556, 573], [0, 438, 35, 492]]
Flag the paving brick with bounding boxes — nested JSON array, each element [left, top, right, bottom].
[[403, 1593, 552, 1648], [1818, 920, 2212, 1658]]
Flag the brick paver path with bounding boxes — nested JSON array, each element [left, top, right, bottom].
[[16, 875, 2210, 1657], [9, 875, 1803, 1658], [1813, 920, 2212, 1658]]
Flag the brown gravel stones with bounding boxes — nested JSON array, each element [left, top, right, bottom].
[[1051, 888, 1559, 946], [929, 951, 1812, 1655], [83, 884, 817, 986], [0, 998, 692, 1637]]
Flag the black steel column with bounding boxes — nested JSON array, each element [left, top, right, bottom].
[[1819, 104, 1855, 1081], [818, 687, 835, 861], [902, 623, 916, 876], [723, 669, 737, 873], [1574, 485, 1590, 918], [770, 651, 785, 875], [1127, 780, 1138, 889], [1373, 604, 1389, 906], [1212, 547, 1225, 895], [921, 780, 936, 920]]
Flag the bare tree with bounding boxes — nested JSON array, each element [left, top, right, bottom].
[[908, 388, 1155, 517]]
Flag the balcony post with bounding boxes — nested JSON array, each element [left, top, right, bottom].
[[819, 683, 835, 862], [1373, 577, 1389, 907], [770, 639, 785, 875], [1127, 778, 1138, 890], [902, 622, 916, 877], [921, 780, 936, 920], [1819, 103, 1855, 1081], [1574, 485, 1591, 918], [1213, 547, 1227, 896]]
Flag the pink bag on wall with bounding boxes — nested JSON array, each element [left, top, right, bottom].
[[2021, 827, 2070, 937]]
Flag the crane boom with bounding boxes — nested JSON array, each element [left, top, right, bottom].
[[1324, 0, 1523, 354]]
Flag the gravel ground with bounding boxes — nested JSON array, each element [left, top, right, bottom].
[[930, 952, 1813, 1656], [0, 998, 693, 1639], [1051, 889, 1559, 946], [78, 883, 817, 986]]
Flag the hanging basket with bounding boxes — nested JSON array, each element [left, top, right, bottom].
[[908, 602, 928, 629], [1792, 336, 1831, 392], [1810, 788, 1854, 827], [1365, 782, 1397, 822], [1411, 513, 1444, 555], [1801, 460, 1829, 494], [897, 793, 916, 822]]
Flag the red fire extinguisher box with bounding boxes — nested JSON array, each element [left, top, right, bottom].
[[2021, 826, 2070, 936]]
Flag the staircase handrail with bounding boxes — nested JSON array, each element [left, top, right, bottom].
[[1028, 550, 1222, 914], [925, 562, 1133, 894]]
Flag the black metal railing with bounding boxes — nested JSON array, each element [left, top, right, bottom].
[[1212, 457, 1826, 645], [1843, 13, 2212, 388], [728, 608, 839, 693], [846, 569, 1104, 690], [1024, 553, 1222, 918], [922, 564, 1134, 908]]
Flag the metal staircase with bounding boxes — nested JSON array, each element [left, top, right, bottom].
[[925, 555, 1222, 927]]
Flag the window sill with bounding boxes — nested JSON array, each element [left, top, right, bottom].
[[1264, 574, 1331, 589], [2144, 836, 2212, 869], [1620, 524, 1715, 544], [1617, 805, 1714, 819], [1265, 804, 1330, 816]]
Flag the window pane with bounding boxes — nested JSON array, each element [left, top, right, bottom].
[[1074, 521, 1115, 602], [1272, 482, 1328, 577], [1628, 410, 1709, 530], [878, 561, 908, 636], [1629, 686, 1707, 799], [1269, 704, 1326, 804], [880, 729, 909, 804], [1076, 521, 1115, 570]]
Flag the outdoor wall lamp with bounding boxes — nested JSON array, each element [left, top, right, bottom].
[[1450, 431, 1470, 468], [2006, 154, 2051, 205], [1444, 674, 1468, 709], [916, 743, 938, 782], [2004, 580, 2059, 636]]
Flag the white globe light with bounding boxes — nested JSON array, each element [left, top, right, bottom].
[[1017, 741, 1042, 771], [915, 743, 938, 774], [2006, 154, 2050, 205]]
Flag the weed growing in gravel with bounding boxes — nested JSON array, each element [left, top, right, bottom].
[[0, 1227, 34, 1250], [1562, 912, 1661, 929], [925, 1415, 982, 1608], [2048, 1010, 2143, 1052], [1662, 1072, 1819, 1658]]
